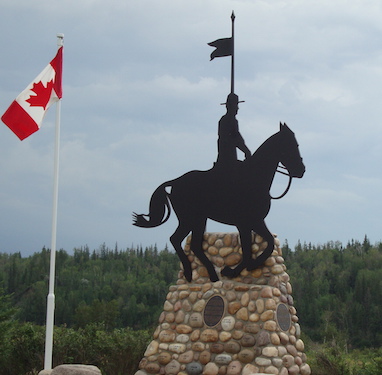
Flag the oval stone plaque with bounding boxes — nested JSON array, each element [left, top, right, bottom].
[[276, 303, 291, 331], [203, 295, 225, 327]]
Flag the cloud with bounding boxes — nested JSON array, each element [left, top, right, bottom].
[[2, 0, 382, 255]]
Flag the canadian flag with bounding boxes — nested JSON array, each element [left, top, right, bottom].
[[1, 46, 63, 140]]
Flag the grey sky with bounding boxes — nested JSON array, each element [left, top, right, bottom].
[[1, 0, 382, 255]]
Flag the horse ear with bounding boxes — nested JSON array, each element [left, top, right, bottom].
[[279, 122, 283, 131]]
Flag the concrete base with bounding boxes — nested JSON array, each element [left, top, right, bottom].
[[39, 364, 101, 375]]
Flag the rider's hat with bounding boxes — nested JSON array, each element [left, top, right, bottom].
[[221, 92, 245, 105]]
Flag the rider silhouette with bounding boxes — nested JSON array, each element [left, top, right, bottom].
[[216, 93, 251, 166]]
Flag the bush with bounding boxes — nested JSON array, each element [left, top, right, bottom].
[[307, 343, 382, 375], [0, 322, 45, 375], [52, 323, 151, 375], [0, 322, 150, 375]]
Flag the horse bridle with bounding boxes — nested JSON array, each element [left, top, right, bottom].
[[270, 164, 293, 200]]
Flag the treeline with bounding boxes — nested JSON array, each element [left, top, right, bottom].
[[283, 236, 382, 348], [0, 237, 381, 348], [0, 244, 179, 330]]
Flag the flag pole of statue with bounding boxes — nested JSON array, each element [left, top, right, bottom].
[[1, 44, 63, 140]]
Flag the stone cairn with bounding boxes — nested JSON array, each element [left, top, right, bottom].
[[135, 233, 311, 375]]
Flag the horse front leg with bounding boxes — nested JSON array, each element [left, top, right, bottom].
[[170, 223, 192, 282], [221, 225, 252, 278], [190, 220, 219, 282], [247, 220, 274, 271]]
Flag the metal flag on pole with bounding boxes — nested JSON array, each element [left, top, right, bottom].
[[208, 11, 241, 102], [44, 33, 64, 371]]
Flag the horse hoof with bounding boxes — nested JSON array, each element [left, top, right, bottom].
[[246, 259, 258, 271], [221, 266, 235, 278], [183, 267, 192, 282], [209, 273, 219, 282]]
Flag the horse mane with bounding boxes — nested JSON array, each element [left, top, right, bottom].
[[249, 130, 281, 164]]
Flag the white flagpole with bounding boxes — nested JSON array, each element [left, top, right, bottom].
[[44, 33, 64, 371]]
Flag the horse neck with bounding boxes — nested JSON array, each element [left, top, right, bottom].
[[248, 132, 281, 189]]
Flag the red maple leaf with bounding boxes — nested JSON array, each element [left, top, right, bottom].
[[26, 80, 54, 109]]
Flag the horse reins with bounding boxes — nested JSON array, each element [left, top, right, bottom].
[[270, 164, 293, 200]]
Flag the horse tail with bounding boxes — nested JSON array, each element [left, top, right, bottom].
[[133, 182, 171, 228]]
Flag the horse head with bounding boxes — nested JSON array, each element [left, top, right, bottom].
[[278, 122, 305, 178]]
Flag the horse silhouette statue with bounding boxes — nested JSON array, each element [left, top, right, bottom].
[[133, 123, 305, 282]]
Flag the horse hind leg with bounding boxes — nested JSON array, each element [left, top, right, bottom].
[[170, 224, 193, 282], [190, 220, 219, 282], [247, 221, 275, 271]]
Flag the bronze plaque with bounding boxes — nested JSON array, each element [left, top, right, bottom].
[[203, 295, 225, 327], [276, 303, 291, 331]]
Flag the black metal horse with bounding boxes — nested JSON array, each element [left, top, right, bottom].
[[133, 123, 305, 282]]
